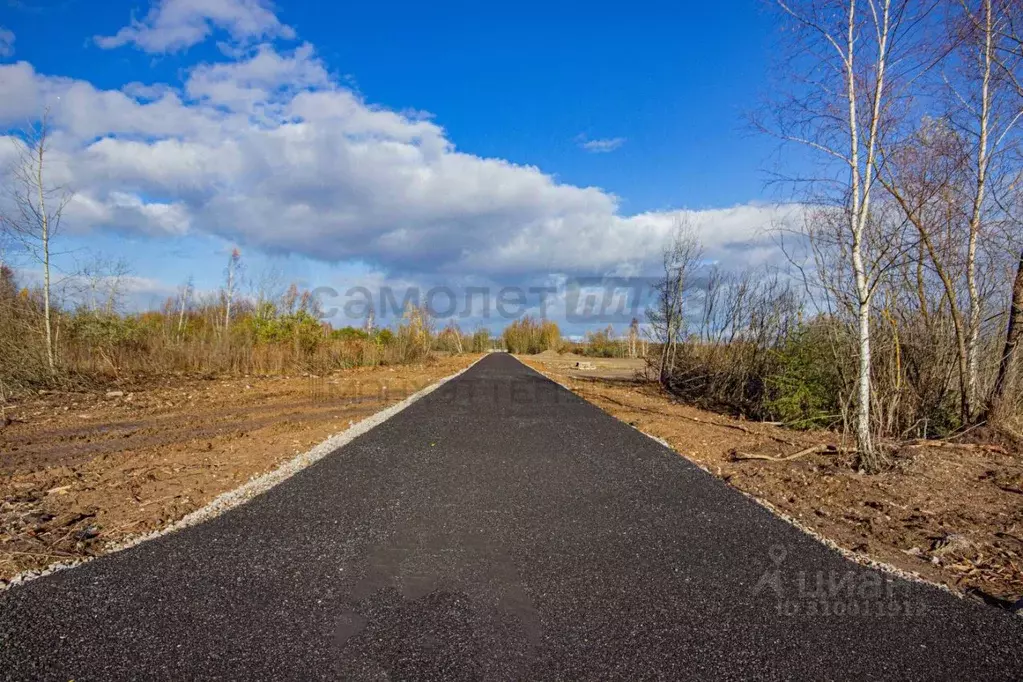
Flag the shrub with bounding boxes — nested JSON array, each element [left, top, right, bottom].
[[765, 321, 845, 428], [395, 305, 433, 363], [582, 325, 628, 358]]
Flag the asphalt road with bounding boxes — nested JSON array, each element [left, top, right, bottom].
[[2, 353, 1022, 680]]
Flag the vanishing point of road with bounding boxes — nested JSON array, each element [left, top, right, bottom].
[[2, 354, 1022, 680]]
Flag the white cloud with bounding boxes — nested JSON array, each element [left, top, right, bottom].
[[577, 135, 626, 153], [185, 42, 328, 112], [0, 27, 14, 58], [0, 34, 791, 282], [95, 0, 295, 53]]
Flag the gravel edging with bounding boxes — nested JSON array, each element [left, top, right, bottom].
[[2, 357, 483, 592]]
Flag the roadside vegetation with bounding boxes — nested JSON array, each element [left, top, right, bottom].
[[637, 1, 1023, 469], [644, 244, 1023, 445], [0, 260, 486, 400]]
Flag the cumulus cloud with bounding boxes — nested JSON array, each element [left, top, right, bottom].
[[0, 26, 791, 284], [67, 192, 192, 236], [0, 27, 14, 58], [95, 0, 295, 53], [578, 135, 626, 153]]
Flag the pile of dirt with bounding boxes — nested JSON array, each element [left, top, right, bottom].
[[523, 358, 1023, 607], [0, 355, 480, 585]]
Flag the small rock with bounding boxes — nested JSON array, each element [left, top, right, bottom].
[[106, 391, 125, 398], [74, 525, 100, 541]]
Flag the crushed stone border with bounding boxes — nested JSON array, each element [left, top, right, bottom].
[[2, 356, 484, 592]]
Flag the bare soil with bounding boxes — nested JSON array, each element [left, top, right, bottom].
[[0, 354, 481, 585], [523, 353, 1023, 608]]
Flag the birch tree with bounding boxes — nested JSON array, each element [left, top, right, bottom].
[[222, 248, 241, 331], [176, 275, 194, 335], [971, 0, 1023, 427], [946, 0, 1023, 420], [767, 0, 935, 468], [0, 112, 71, 374]]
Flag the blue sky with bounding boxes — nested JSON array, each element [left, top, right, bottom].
[[0, 0, 796, 331]]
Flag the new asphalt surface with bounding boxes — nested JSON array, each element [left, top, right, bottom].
[[2, 354, 1022, 680]]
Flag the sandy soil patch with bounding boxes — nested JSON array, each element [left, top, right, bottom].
[[0, 354, 481, 586], [523, 354, 1023, 609]]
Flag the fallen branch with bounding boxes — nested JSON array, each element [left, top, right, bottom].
[[903, 439, 1009, 455], [731, 444, 846, 462], [671, 412, 799, 446], [945, 421, 987, 442]]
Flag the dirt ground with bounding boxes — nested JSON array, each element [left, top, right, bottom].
[[523, 353, 1023, 609], [0, 354, 481, 586]]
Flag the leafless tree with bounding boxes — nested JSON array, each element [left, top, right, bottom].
[[222, 248, 242, 331], [765, 0, 937, 468], [878, 119, 978, 420], [73, 254, 133, 313], [979, 0, 1023, 428], [176, 275, 194, 334], [250, 264, 285, 319], [0, 111, 72, 374], [649, 215, 702, 384], [945, 0, 1023, 419]]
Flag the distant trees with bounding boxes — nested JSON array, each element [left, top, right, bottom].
[[470, 326, 492, 353], [0, 262, 486, 394], [627, 318, 642, 358], [75, 254, 133, 314], [502, 317, 561, 354], [395, 304, 433, 363]]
